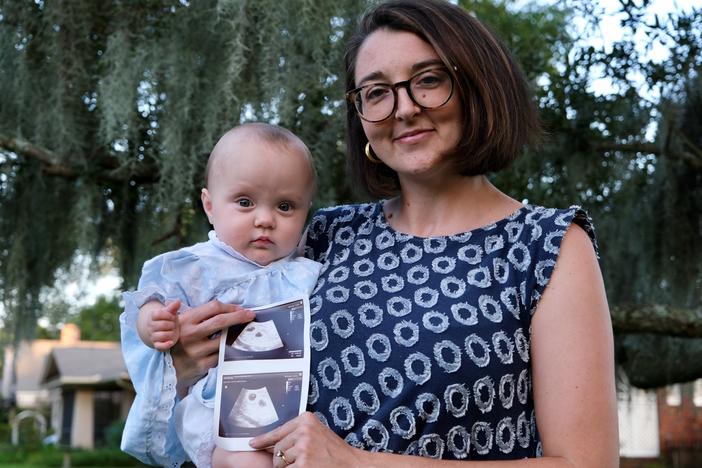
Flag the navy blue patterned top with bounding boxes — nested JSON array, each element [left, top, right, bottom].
[[303, 202, 596, 460]]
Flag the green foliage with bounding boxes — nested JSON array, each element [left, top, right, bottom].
[[0, 444, 147, 467], [104, 419, 126, 449], [0, 0, 365, 339], [68, 296, 122, 341]]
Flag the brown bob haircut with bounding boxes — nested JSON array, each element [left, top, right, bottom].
[[345, 0, 541, 197]]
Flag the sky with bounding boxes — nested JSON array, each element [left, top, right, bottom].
[[574, 0, 698, 98]]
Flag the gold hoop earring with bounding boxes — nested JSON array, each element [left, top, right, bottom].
[[365, 143, 381, 163]]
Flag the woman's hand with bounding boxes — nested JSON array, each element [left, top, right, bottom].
[[166, 300, 255, 395], [249, 412, 367, 468]]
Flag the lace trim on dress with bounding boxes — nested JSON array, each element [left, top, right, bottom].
[[194, 425, 215, 468], [152, 350, 185, 467]]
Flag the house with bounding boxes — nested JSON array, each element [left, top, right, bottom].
[[2, 324, 134, 449], [619, 377, 702, 467]]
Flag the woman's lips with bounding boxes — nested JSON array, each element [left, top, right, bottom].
[[394, 129, 433, 144]]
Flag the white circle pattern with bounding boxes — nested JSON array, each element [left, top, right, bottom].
[[389, 406, 416, 439], [341, 345, 365, 377], [330, 396, 354, 430], [422, 311, 449, 333], [393, 320, 419, 347], [306, 203, 594, 459], [378, 367, 404, 398], [330, 310, 354, 338], [447, 425, 470, 459]]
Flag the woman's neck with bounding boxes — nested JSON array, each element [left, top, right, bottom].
[[383, 174, 522, 237]]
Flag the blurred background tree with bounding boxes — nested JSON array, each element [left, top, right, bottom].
[[0, 0, 700, 388]]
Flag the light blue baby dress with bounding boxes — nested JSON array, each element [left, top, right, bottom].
[[120, 230, 321, 467]]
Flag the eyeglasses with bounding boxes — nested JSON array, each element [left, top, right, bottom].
[[346, 67, 454, 123]]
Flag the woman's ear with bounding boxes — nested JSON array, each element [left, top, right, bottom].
[[201, 188, 214, 224]]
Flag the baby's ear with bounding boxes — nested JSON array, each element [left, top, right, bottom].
[[201, 188, 214, 223]]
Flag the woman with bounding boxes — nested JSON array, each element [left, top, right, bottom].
[[134, 0, 618, 466]]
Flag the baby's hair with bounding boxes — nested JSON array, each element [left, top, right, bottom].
[[204, 122, 316, 189]]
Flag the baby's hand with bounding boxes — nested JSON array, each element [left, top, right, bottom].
[[146, 303, 180, 351]]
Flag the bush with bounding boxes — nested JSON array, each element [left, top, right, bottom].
[[104, 420, 126, 448], [0, 445, 147, 467], [43, 447, 146, 466], [0, 443, 30, 463]]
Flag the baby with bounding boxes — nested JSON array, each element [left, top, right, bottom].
[[120, 123, 321, 468]]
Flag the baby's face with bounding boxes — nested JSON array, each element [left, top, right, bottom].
[[202, 135, 314, 265]]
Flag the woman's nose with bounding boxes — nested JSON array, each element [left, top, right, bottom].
[[394, 86, 420, 120]]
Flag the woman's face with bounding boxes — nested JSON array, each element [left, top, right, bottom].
[[354, 29, 463, 183]]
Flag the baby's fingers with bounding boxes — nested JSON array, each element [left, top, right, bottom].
[[150, 318, 178, 333], [154, 340, 175, 351], [151, 330, 178, 347]]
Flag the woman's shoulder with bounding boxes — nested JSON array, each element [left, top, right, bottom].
[[308, 202, 380, 239], [519, 204, 598, 256]]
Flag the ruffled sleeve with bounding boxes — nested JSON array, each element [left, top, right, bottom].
[[522, 205, 598, 316], [119, 250, 200, 467]]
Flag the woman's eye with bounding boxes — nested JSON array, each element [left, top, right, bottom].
[[236, 198, 253, 207], [278, 201, 293, 212], [415, 73, 442, 87], [364, 86, 390, 103]]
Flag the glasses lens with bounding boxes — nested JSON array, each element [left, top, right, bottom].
[[356, 84, 394, 122], [410, 69, 453, 109]]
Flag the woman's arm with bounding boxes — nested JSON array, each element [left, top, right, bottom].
[[250, 225, 618, 468], [528, 224, 619, 466]]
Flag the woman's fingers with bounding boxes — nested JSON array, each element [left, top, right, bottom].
[[251, 412, 367, 468], [249, 416, 297, 450], [180, 301, 255, 342]]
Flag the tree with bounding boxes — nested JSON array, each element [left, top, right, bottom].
[[461, 0, 702, 387], [0, 0, 363, 340], [0, 0, 700, 388], [68, 296, 122, 341]]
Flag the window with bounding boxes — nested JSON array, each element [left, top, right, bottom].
[[693, 379, 702, 407], [666, 384, 682, 406]]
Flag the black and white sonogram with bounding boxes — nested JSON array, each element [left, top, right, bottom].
[[224, 299, 305, 361], [218, 372, 304, 437], [232, 320, 284, 352], [228, 387, 279, 427]]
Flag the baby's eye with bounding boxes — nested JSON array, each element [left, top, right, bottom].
[[236, 198, 253, 208], [278, 201, 293, 212]]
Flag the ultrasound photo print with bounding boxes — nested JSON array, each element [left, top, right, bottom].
[[224, 299, 305, 361], [219, 372, 304, 438]]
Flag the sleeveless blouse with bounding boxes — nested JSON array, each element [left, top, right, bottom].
[[304, 202, 596, 460]]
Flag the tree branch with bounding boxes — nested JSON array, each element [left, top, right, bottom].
[[0, 134, 159, 183], [0, 135, 77, 174], [593, 140, 702, 170], [612, 304, 702, 338]]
